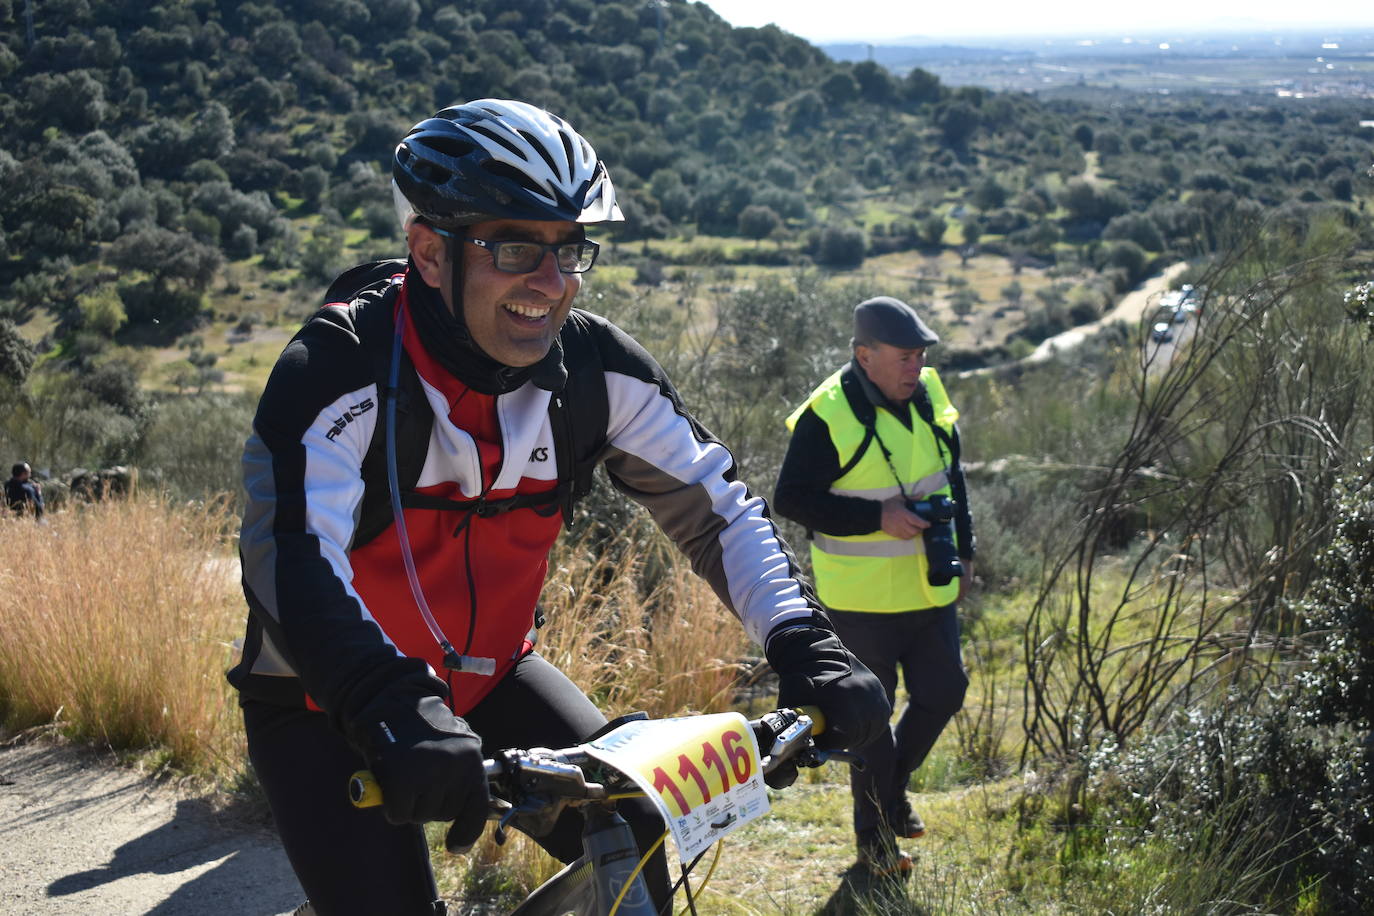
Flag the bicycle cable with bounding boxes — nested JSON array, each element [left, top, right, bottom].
[[607, 829, 668, 916], [673, 840, 724, 916]]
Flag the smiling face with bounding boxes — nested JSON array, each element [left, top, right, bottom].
[[856, 341, 926, 403], [407, 218, 584, 368], [451, 218, 583, 367]]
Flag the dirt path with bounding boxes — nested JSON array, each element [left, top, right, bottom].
[[1025, 261, 1189, 363], [0, 737, 304, 915], [960, 261, 1189, 377]]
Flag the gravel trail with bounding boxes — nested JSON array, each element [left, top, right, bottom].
[[0, 737, 303, 915]]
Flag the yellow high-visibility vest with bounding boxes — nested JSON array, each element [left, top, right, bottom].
[[785, 366, 961, 612]]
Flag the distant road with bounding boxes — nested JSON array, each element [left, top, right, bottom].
[[961, 261, 1189, 378]]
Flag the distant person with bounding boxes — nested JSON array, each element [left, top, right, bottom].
[[5, 462, 44, 518], [773, 297, 976, 877], [231, 99, 889, 915]]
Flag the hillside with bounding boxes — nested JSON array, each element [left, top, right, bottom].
[[2, 6, 1374, 912]]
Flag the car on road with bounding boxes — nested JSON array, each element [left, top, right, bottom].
[[1161, 286, 1201, 322], [1151, 321, 1174, 343]]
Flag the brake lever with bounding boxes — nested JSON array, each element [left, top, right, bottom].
[[809, 748, 867, 772], [493, 804, 520, 846]]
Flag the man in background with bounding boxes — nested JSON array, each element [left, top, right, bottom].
[[6, 462, 43, 518], [773, 297, 976, 876]]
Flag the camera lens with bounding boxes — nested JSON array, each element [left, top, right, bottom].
[[909, 496, 962, 586]]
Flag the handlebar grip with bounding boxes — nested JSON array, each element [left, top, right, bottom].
[[799, 705, 826, 736], [349, 770, 383, 809]]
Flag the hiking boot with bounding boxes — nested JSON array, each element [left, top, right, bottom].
[[856, 828, 913, 879], [857, 845, 914, 878], [893, 799, 926, 839]]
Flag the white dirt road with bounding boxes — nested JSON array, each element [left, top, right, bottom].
[[0, 737, 304, 915], [1026, 260, 1190, 362], [960, 261, 1190, 377]]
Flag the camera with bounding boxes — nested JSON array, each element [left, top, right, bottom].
[[907, 494, 963, 587]]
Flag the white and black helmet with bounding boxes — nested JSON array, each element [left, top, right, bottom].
[[392, 99, 623, 231]]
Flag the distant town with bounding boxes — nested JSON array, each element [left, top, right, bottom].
[[822, 29, 1374, 98]]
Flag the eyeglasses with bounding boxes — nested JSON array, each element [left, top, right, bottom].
[[467, 236, 600, 274]]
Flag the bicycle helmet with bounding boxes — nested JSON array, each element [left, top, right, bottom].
[[393, 99, 623, 231]]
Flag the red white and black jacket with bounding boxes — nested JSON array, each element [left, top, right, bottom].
[[231, 268, 816, 734]]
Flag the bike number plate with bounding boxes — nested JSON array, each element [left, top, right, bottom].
[[582, 712, 770, 860]]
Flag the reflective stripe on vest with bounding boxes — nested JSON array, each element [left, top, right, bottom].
[[790, 366, 961, 613], [813, 533, 923, 557], [830, 469, 950, 502]]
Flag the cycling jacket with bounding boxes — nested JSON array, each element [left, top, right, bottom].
[[230, 267, 816, 735]]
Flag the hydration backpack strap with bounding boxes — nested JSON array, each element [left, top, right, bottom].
[[352, 280, 433, 550], [548, 315, 610, 526]]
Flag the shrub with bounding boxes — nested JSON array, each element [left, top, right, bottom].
[[141, 392, 257, 500], [76, 286, 127, 338], [815, 223, 866, 269], [1092, 453, 1374, 913]]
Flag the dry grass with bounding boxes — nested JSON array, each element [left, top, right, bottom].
[[538, 525, 754, 719], [0, 496, 246, 779]]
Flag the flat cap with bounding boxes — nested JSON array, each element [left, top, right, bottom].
[[853, 296, 939, 349]]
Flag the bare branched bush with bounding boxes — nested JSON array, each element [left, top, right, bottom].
[[1021, 212, 1374, 763]]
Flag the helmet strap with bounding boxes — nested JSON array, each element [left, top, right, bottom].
[[443, 226, 465, 320]]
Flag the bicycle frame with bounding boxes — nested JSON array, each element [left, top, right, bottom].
[[510, 806, 657, 916]]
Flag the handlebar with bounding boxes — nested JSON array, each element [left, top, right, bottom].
[[349, 706, 855, 812]]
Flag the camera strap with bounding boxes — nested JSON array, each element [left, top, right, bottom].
[[869, 425, 916, 503], [863, 383, 958, 502], [911, 388, 960, 467]]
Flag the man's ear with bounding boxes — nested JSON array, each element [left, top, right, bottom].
[[407, 224, 447, 289], [854, 342, 873, 371]]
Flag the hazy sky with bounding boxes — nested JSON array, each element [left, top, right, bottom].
[[698, 0, 1374, 42]]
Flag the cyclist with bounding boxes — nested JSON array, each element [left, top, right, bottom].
[[231, 99, 890, 916]]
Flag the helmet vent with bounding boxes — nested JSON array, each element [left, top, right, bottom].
[[413, 161, 453, 184], [482, 159, 543, 196], [559, 133, 578, 177], [521, 130, 565, 183], [466, 123, 526, 160], [425, 136, 476, 159]]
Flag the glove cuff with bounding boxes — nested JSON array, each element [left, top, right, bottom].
[[764, 612, 833, 656]]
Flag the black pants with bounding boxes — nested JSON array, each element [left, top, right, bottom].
[[244, 652, 671, 915], [828, 604, 967, 843]]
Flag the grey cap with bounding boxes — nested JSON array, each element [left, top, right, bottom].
[[853, 296, 939, 349]]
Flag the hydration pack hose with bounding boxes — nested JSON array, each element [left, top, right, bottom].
[[386, 309, 495, 676]]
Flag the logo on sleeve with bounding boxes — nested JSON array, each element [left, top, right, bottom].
[[529, 447, 549, 462], [326, 398, 375, 440]]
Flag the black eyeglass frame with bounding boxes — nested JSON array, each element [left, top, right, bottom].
[[460, 235, 600, 274]]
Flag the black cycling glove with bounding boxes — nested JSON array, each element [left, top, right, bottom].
[[350, 689, 490, 852], [765, 617, 891, 755]]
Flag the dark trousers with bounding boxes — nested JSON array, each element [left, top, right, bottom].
[[244, 652, 670, 916], [828, 604, 967, 842]]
